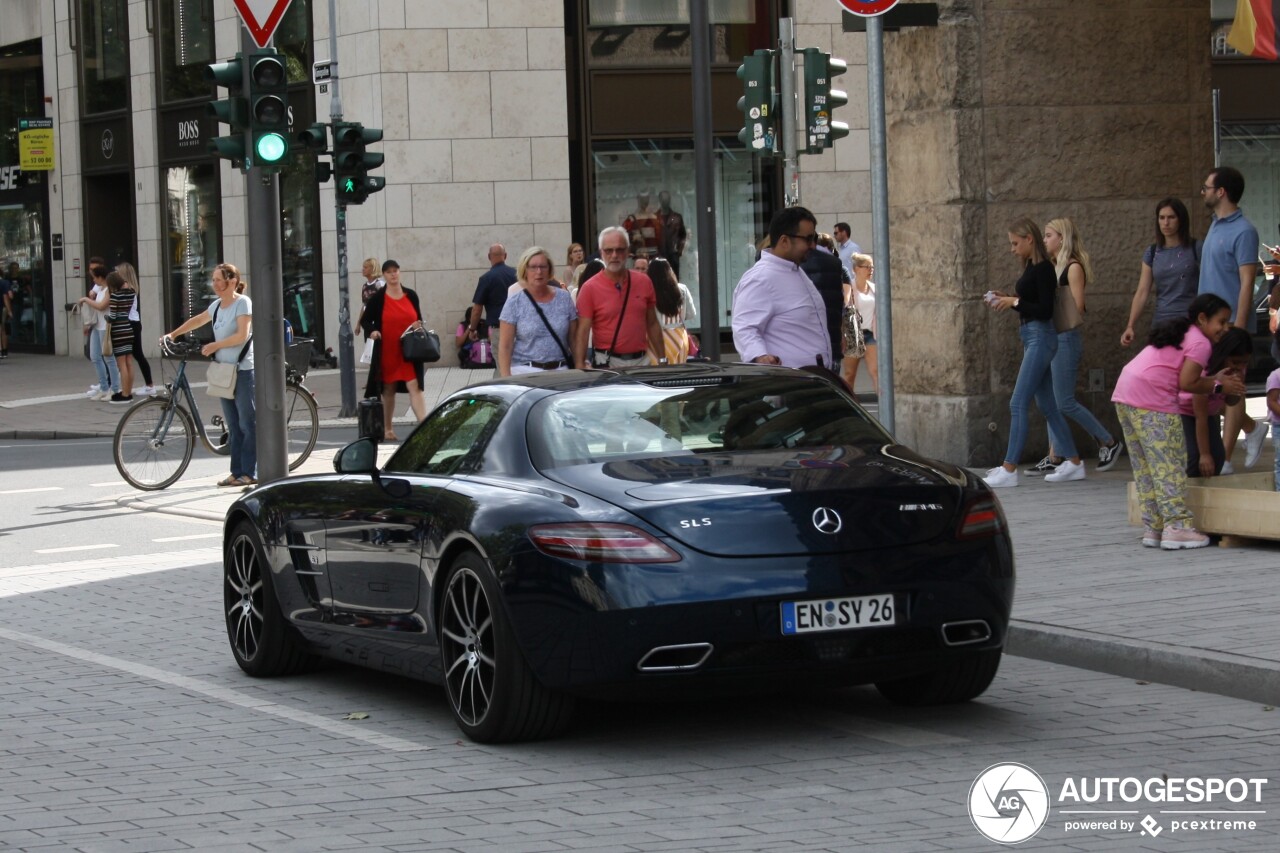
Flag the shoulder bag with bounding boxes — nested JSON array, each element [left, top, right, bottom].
[[522, 289, 574, 365], [1053, 264, 1084, 333], [842, 303, 866, 359], [207, 303, 254, 399], [401, 325, 441, 363], [591, 272, 632, 367]]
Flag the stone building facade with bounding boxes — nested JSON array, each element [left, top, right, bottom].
[[885, 0, 1214, 464]]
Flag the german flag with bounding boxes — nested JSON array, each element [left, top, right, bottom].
[[1228, 0, 1280, 60]]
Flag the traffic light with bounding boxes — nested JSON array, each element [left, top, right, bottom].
[[247, 50, 289, 170], [296, 122, 332, 183], [736, 49, 777, 153], [802, 49, 849, 154], [332, 122, 385, 205], [204, 54, 248, 167]]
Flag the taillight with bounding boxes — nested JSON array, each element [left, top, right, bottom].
[[528, 523, 681, 563], [957, 495, 1006, 540]]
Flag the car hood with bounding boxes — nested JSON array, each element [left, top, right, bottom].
[[541, 445, 968, 556]]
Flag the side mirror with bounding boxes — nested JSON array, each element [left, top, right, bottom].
[[334, 437, 379, 473]]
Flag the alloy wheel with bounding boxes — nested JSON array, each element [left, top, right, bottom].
[[441, 567, 496, 726], [225, 532, 264, 662]]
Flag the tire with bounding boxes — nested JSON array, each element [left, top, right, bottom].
[[438, 551, 575, 743], [875, 649, 1002, 706], [113, 398, 196, 490], [284, 384, 319, 471], [224, 520, 315, 677]]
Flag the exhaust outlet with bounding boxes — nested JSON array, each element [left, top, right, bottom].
[[941, 620, 992, 647], [636, 643, 714, 672]]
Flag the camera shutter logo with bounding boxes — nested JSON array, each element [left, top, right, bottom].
[[969, 763, 1050, 844]]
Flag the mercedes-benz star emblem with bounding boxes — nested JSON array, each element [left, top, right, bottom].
[[812, 507, 842, 534]]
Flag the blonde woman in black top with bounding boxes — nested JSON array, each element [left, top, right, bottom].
[[982, 218, 1083, 488]]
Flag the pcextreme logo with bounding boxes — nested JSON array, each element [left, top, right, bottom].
[[968, 763, 1268, 845]]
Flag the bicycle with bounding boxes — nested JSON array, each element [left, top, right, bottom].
[[112, 335, 319, 490]]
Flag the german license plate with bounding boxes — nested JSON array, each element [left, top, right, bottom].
[[780, 594, 895, 635]]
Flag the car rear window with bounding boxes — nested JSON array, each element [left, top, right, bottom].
[[527, 375, 888, 470]]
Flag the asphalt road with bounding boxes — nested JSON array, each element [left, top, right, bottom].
[[2, 440, 1278, 851]]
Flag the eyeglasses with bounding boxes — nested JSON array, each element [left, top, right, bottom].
[[601, 247, 629, 256], [526, 264, 551, 272], [1201, 184, 1218, 193], [785, 232, 818, 244]]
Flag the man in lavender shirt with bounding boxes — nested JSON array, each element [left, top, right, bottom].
[[731, 206, 833, 368]]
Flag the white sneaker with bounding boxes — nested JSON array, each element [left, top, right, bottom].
[[135, 385, 156, 397], [983, 466, 1018, 488], [94, 390, 114, 401], [1244, 424, 1268, 468], [1220, 460, 1235, 475], [1045, 459, 1086, 482], [85, 385, 102, 398]]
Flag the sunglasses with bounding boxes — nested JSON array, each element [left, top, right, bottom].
[[785, 232, 818, 244]]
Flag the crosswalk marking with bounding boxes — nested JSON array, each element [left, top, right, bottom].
[[0, 487, 62, 495], [0, 547, 221, 597], [35, 544, 118, 554]]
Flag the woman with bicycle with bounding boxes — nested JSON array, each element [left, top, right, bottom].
[[162, 263, 256, 487], [361, 259, 428, 441]]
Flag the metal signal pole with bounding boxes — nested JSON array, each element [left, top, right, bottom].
[[328, 0, 357, 417]]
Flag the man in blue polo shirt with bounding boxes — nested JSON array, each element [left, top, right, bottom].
[[1198, 166, 1258, 327], [467, 243, 517, 348], [1198, 165, 1266, 469]]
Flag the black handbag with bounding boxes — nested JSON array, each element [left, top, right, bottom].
[[400, 325, 441, 363]]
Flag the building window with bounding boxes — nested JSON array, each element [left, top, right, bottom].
[[158, 0, 214, 103], [162, 164, 221, 328], [79, 0, 130, 114], [276, 1, 313, 83], [591, 137, 775, 331], [279, 148, 321, 339]]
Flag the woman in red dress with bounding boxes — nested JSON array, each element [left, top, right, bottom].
[[360, 260, 427, 441]]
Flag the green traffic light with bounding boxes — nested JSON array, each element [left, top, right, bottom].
[[343, 178, 356, 193], [256, 132, 288, 163]]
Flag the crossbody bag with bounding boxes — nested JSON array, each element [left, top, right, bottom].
[[207, 302, 253, 399], [592, 272, 632, 367], [522, 289, 573, 366]]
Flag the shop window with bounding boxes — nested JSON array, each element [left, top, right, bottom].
[[585, 0, 772, 67], [163, 164, 221, 328], [0, 202, 48, 347], [80, 0, 130, 114], [275, 1, 313, 84], [279, 148, 321, 339], [591, 137, 775, 331], [158, 0, 214, 103]]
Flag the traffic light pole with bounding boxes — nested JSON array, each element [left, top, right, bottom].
[[779, 18, 800, 206], [866, 16, 894, 433], [689, 0, 720, 362], [241, 29, 288, 483], [327, 0, 358, 418]]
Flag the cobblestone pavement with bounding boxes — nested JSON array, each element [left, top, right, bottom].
[[1, 550, 1278, 851]]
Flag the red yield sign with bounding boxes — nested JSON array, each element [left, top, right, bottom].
[[233, 0, 296, 49], [837, 0, 901, 16]]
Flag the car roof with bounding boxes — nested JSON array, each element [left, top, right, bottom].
[[461, 362, 823, 395]]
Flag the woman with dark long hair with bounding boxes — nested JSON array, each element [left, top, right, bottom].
[[105, 271, 137, 403], [982, 218, 1083, 488], [647, 257, 696, 365], [1121, 198, 1199, 347], [1111, 294, 1245, 549]]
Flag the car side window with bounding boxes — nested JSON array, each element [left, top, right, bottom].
[[385, 397, 503, 475]]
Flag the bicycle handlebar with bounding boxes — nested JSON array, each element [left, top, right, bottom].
[[159, 335, 205, 359]]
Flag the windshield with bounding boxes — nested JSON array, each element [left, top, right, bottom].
[[527, 375, 889, 470]]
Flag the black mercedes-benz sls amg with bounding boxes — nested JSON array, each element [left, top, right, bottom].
[[223, 363, 1014, 742]]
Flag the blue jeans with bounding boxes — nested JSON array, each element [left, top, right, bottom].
[[1006, 320, 1077, 464], [89, 327, 120, 392], [219, 368, 257, 479], [1051, 328, 1113, 446]]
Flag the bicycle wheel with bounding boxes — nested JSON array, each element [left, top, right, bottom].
[[113, 398, 197, 490], [284, 384, 319, 471]]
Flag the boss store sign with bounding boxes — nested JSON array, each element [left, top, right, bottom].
[[161, 106, 217, 163]]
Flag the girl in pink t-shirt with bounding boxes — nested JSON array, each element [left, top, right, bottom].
[[1111, 294, 1245, 550]]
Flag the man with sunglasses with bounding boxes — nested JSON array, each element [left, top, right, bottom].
[[731, 206, 833, 368], [574, 226, 664, 369]]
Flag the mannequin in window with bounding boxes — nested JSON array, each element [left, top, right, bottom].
[[622, 191, 661, 260], [657, 190, 688, 279]]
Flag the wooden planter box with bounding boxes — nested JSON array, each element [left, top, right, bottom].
[[1128, 472, 1279, 540]]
